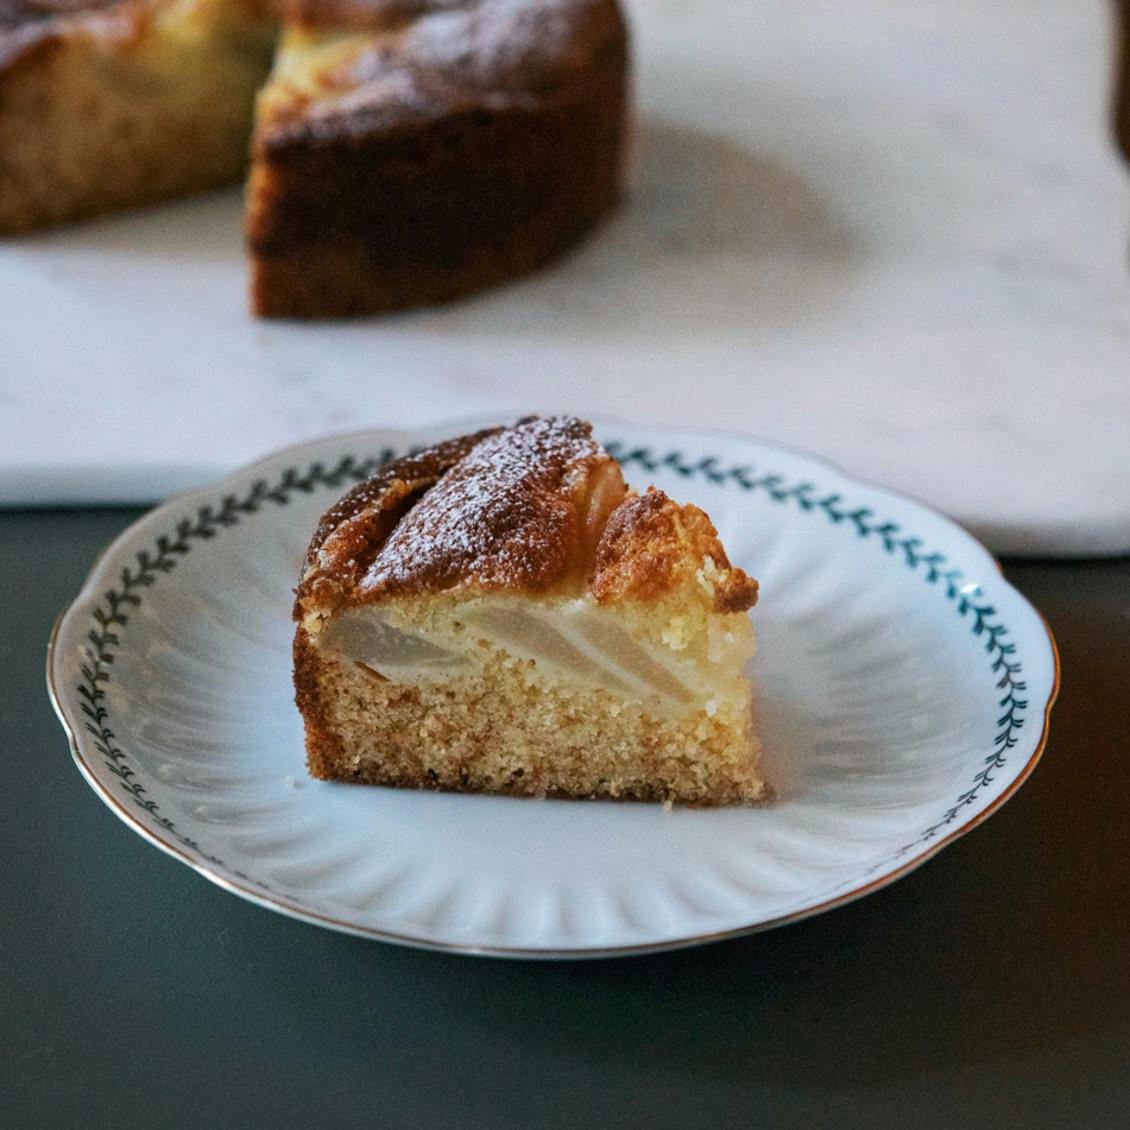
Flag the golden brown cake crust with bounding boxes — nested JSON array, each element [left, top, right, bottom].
[[0, 1, 129, 70], [295, 426, 501, 615], [296, 416, 624, 610], [261, 0, 626, 143], [592, 488, 759, 614], [296, 416, 759, 616], [300, 424, 499, 565], [0, 0, 276, 71], [359, 416, 618, 597]]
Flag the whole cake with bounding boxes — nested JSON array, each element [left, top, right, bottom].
[[0, 0, 630, 317], [293, 417, 768, 805]]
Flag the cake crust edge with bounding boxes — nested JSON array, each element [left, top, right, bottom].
[[295, 417, 758, 617]]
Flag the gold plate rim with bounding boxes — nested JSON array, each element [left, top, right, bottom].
[[45, 422, 1062, 960]]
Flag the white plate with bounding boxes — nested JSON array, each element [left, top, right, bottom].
[[49, 421, 1058, 958]]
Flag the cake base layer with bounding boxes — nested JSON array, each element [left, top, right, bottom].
[[295, 628, 767, 806]]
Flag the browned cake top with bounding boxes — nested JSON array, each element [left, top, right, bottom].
[[0, 0, 130, 67], [296, 416, 758, 616], [591, 488, 760, 613], [363, 415, 614, 595], [301, 425, 500, 574], [0, 0, 121, 26], [0, 0, 273, 68], [259, 0, 626, 147]]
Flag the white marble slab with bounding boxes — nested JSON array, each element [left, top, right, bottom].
[[1, 0, 1128, 555]]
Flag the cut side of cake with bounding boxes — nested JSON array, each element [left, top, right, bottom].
[[0, 1, 277, 232], [247, 0, 629, 317], [293, 417, 768, 805]]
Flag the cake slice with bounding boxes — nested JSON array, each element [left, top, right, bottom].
[[246, 0, 628, 317], [293, 417, 767, 805], [0, 0, 276, 232]]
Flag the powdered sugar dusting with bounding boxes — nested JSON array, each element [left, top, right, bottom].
[[300, 427, 495, 580], [362, 416, 602, 596]]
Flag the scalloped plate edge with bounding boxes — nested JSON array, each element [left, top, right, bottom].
[[46, 419, 1061, 959]]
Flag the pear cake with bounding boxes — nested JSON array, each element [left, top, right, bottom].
[[1, 0, 629, 317], [293, 417, 768, 805]]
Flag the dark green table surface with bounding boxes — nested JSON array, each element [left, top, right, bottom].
[[4, 509, 1128, 1129]]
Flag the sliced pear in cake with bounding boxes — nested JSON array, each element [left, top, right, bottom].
[[293, 417, 767, 805]]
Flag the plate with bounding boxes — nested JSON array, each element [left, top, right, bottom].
[[48, 421, 1059, 958]]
